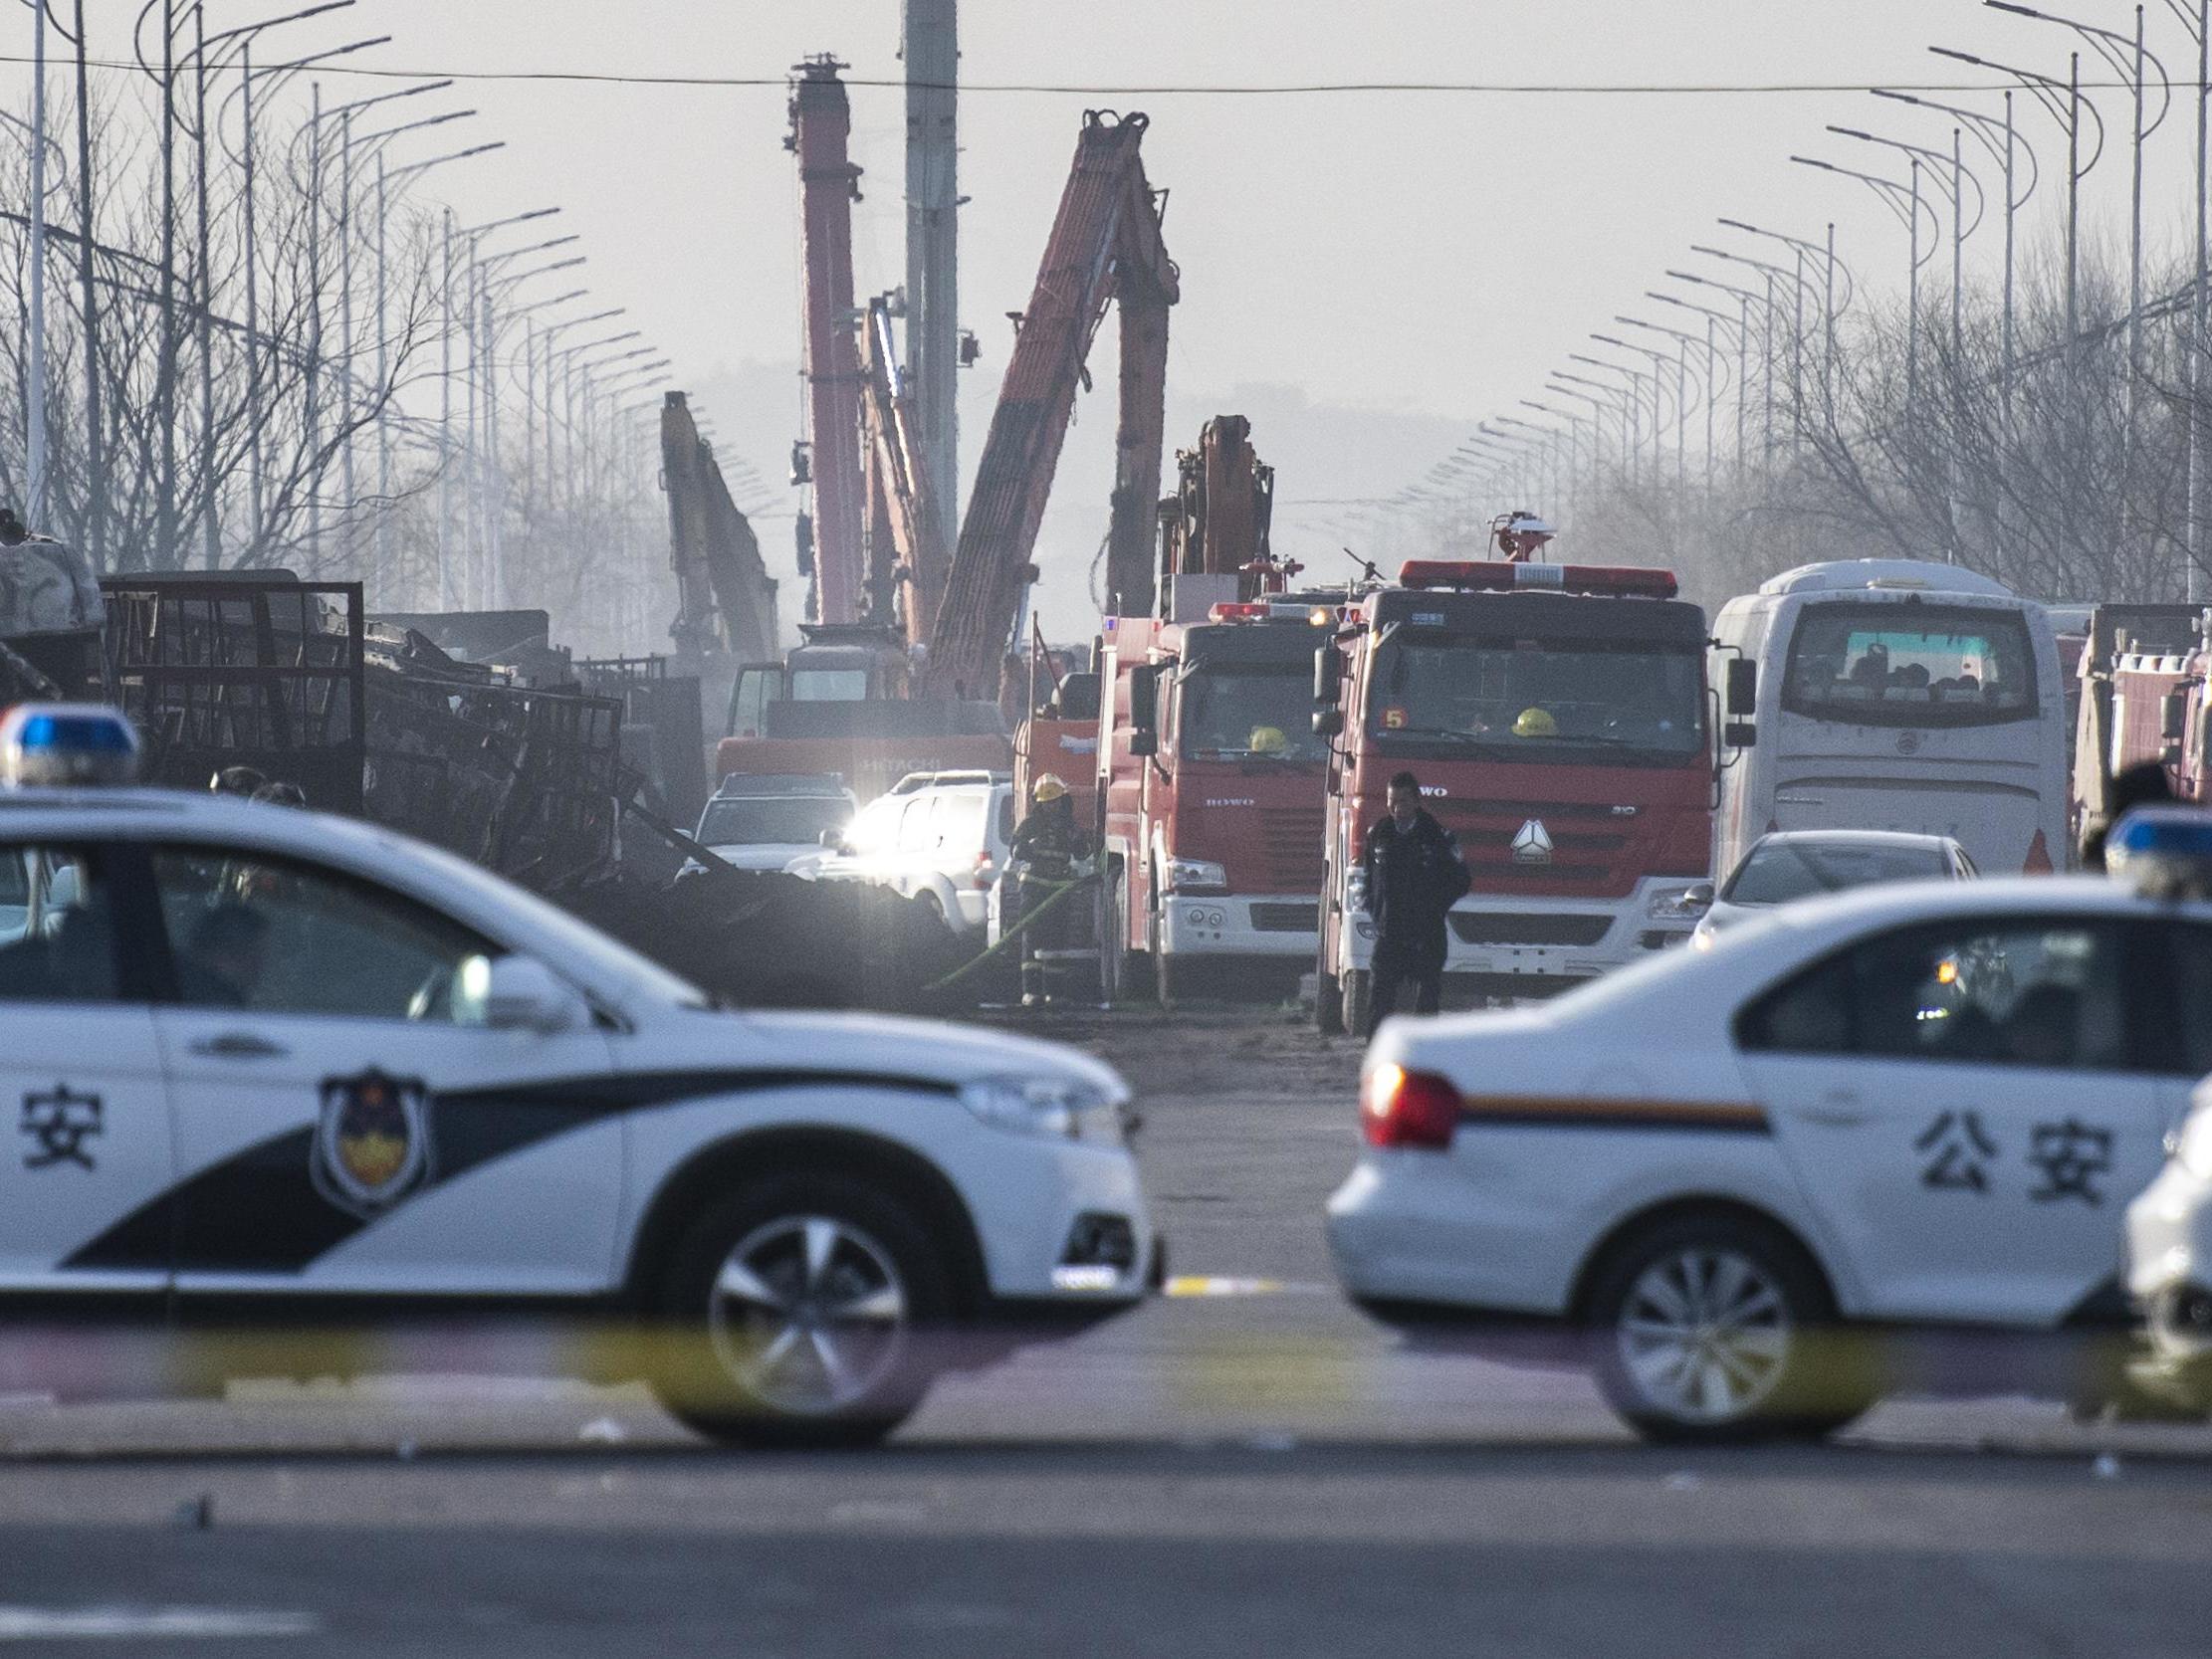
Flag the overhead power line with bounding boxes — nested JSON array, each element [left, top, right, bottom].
[[0, 57, 2154, 99]]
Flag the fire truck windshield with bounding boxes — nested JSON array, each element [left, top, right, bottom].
[[1180, 666, 1328, 761], [1369, 636, 1704, 763]]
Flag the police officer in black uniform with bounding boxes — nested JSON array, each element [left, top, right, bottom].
[[1362, 769, 1471, 1037]]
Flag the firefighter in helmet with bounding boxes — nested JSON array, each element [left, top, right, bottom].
[[1008, 773, 1095, 1006]]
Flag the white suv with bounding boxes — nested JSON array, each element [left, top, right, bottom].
[[805, 771, 1015, 934], [0, 780, 1153, 1448]]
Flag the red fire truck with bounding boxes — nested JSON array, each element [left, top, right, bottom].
[[1312, 558, 1715, 1032], [1096, 599, 1339, 1004]]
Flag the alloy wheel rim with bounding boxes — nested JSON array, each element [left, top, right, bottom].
[[707, 1215, 909, 1416], [1617, 1247, 1791, 1423]]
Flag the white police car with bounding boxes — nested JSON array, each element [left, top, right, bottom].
[[1329, 819, 2212, 1442], [2122, 810, 2212, 1411], [0, 708, 1153, 1447]]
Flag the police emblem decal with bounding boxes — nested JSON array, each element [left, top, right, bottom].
[[312, 1069, 433, 1217], [1511, 819, 1555, 866]]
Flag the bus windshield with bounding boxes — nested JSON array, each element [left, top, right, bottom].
[[1782, 603, 2038, 728], [1367, 636, 1705, 763], [1181, 666, 1328, 761]]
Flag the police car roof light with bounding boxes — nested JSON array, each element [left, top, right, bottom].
[[2106, 805, 2212, 898], [1209, 603, 1272, 623], [1398, 560, 1678, 600], [0, 704, 141, 788]]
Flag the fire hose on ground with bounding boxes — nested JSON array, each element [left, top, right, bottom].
[[923, 872, 1100, 995]]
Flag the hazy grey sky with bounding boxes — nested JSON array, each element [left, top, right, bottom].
[[10, 1, 2194, 636]]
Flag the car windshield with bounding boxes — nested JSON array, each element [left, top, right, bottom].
[[1782, 602, 2038, 727], [1725, 839, 1951, 905], [1368, 636, 1704, 762], [1179, 666, 1327, 760], [697, 795, 849, 847]]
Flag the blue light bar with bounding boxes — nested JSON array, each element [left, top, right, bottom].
[[0, 704, 142, 788], [2107, 805, 2212, 898]]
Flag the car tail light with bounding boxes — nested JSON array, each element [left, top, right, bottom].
[[2024, 829, 2054, 875], [1361, 1064, 1461, 1150], [975, 850, 994, 890]]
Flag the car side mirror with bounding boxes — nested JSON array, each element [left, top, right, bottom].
[[469, 955, 590, 1036], [1312, 708, 1344, 737], [2163, 691, 2188, 742], [1724, 721, 1757, 749], [1684, 881, 1715, 911], [1725, 658, 1758, 719], [819, 828, 845, 850]]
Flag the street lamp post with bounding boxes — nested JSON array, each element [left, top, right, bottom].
[[1985, 3, 2170, 419], [1933, 44, 2106, 360], [217, 28, 390, 553], [1877, 84, 2041, 389], [1568, 354, 1646, 485], [1665, 271, 1763, 473]]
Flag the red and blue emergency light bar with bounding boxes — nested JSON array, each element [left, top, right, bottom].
[[1398, 560, 1678, 600]]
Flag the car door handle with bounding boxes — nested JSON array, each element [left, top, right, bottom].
[[189, 1032, 289, 1061], [1794, 1095, 1870, 1129]]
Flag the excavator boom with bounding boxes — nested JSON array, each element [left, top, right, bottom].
[[926, 109, 1177, 698], [858, 297, 952, 648]]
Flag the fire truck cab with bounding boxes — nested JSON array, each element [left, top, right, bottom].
[[1097, 600, 1337, 1004], [1312, 559, 1715, 1032]]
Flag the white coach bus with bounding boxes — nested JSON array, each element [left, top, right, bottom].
[[1712, 559, 2071, 878]]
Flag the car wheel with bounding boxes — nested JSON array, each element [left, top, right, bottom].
[[652, 1175, 951, 1449], [1339, 968, 1371, 1037], [1584, 1215, 1874, 1445]]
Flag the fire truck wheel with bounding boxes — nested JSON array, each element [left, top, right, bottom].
[[1339, 969, 1372, 1037], [1316, 963, 1344, 1035], [1104, 868, 1152, 1001]]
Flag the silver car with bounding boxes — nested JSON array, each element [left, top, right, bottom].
[[1692, 829, 1977, 947]]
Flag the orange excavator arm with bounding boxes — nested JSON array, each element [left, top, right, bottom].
[[857, 296, 952, 649], [925, 110, 1178, 699]]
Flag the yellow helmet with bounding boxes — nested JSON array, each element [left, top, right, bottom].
[[1512, 707, 1559, 739], [1032, 773, 1070, 803], [1247, 725, 1289, 756]]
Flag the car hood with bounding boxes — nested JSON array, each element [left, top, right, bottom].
[[649, 1006, 1128, 1099], [703, 842, 819, 872]]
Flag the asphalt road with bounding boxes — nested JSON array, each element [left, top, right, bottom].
[[3, 1008, 2210, 1656]]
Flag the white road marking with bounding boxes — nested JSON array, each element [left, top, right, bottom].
[[0, 1606, 320, 1641]]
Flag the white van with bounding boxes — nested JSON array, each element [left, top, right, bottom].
[[1711, 560, 2070, 878]]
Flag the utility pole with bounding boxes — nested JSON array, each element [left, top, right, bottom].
[[2194, 0, 2209, 602], [904, 0, 960, 554], [70, 0, 100, 567], [159, 0, 179, 566], [27, 0, 47, 525]]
